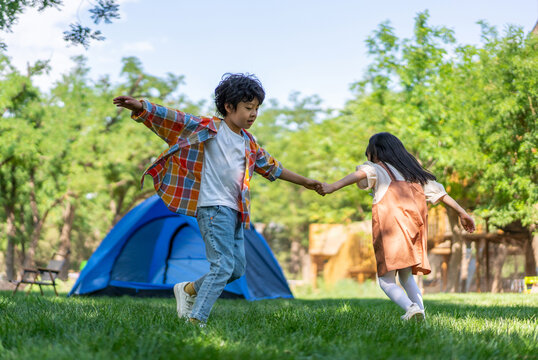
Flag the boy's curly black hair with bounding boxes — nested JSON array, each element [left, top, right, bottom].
[[214, 73, 265, 117]]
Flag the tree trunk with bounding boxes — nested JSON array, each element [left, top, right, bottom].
[[491, 243, 507, 293], [23, 170, 64, 268], [2, 167, 18, 281], [289, 237, 302, 276], [110, 189, 153, 227], [110, 193, 125, 226], [445, 208, 463, 292], [23, 224, 43, 268], [526, 225, 538, 276], [23, 170, 41, 268], [301, 250, 311, 282], [531, 231, 538, 274], [5, 209, 16, 280], [475, 239, 485, 292], [58, 199, 76, 280], [459, 240, 472, 292]]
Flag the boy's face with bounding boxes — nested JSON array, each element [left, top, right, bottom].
[[224, 98, 260, 134]]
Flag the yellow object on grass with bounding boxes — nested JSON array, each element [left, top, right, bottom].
[[523, 276, 538, 294]]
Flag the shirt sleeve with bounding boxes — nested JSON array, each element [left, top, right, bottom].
[[356, 162, 377, 190], [253, 144, 283, 181], [131, 100, 214, 147], [423, 180, 447, 204]]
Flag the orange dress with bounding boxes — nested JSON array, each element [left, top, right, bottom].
[[371, 163, 431, 277]]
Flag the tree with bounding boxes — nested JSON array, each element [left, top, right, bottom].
[[0, 0, 119, 49], [315, 13, 537, 290], [0, 52, 66, 278]]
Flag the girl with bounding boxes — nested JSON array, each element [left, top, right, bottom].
[[317, 132, 475, 321]]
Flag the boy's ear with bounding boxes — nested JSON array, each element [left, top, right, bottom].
[[224, 103, 235, 115]]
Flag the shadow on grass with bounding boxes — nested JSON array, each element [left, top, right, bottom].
[[293, 297, 538, 321], [3, 290, 536, 322]]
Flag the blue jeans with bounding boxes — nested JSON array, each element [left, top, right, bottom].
[[191, 205, 246, 322]]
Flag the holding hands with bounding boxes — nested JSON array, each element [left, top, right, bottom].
[[316, 182, 335, 196], [303, 178, 323, 191], [296, 178, 335, 196], [314, 170, 366, 197]]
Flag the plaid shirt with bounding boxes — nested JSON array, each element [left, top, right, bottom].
[[133, 100, 283, 228]]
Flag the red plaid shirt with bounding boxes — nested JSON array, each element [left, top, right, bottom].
[[133, 100, 283, 228]]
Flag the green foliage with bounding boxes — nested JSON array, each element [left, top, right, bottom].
[[0, 291, 536, 359], [472, 26, 538, 227], [0, 0, 119, 49]]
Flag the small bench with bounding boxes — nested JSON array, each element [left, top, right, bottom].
[[11, 253, 67, 296]]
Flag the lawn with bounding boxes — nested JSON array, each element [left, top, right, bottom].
[[0, 280, 536, 360]]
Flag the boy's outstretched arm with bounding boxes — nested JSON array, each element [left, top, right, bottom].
[[317, 170, 367, 196], [113, 96, 143, 114], [439, 194, 476, 233], [113, 95, 203, 147], [279, 168, 321, 190]]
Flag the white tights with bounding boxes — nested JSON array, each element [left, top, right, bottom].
[[378, 267, 424, 311]]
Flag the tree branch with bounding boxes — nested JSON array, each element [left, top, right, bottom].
[[528, 95, 536, 116]]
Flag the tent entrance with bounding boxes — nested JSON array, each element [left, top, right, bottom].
[[163, 224, 209, 284], [110, 218, 166, 283]]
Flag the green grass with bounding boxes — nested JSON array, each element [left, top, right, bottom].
[[1, 281, 536, 360]]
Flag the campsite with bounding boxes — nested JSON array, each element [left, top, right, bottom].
[[1, 1, 537, 359]]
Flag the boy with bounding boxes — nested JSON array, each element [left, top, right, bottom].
[[113, 73, 320, 325]]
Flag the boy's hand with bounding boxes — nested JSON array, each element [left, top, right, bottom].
[[113, 96, 143, 114], [316, 182, 335, 196], [459, 213, 475, 233], [303, 178, 322, 191]]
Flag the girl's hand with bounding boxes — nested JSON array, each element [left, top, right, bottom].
[[459, 212, 475, 233], [317, 182, 335, 196], [113, 96, 143, 113]]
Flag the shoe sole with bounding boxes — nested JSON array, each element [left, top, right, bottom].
[[410, 312, 425, 322]]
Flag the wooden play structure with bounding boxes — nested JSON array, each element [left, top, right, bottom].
[[309, 221, 376, 288], [308, 205, 533, 292]]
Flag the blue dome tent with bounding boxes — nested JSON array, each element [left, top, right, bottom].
[[69, 195, 293, 300]]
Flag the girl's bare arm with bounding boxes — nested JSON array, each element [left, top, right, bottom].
[[317, 170, 367, 196], [440, 194, 476, 233]]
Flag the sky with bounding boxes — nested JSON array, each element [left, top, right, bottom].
[[3, 0, 538, 110]]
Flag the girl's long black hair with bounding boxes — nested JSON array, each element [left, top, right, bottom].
[[365, 132, 436, 185]]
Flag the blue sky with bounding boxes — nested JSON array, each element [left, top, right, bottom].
[[3, 0, 537, 110]]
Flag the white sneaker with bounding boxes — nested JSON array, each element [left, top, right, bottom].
[[173, 282, 196, 319], [401, 303, 425, 322]]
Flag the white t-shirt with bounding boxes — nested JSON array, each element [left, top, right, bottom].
[[197, 121, 246, 211], [356, 161, 447, 205]]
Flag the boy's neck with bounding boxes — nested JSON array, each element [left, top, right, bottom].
[[223, 117, 243, 135]]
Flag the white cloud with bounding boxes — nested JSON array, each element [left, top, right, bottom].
[[3, 2, 94, 90], [1, 0, 146, 91], [121, 41, 154, 53]]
